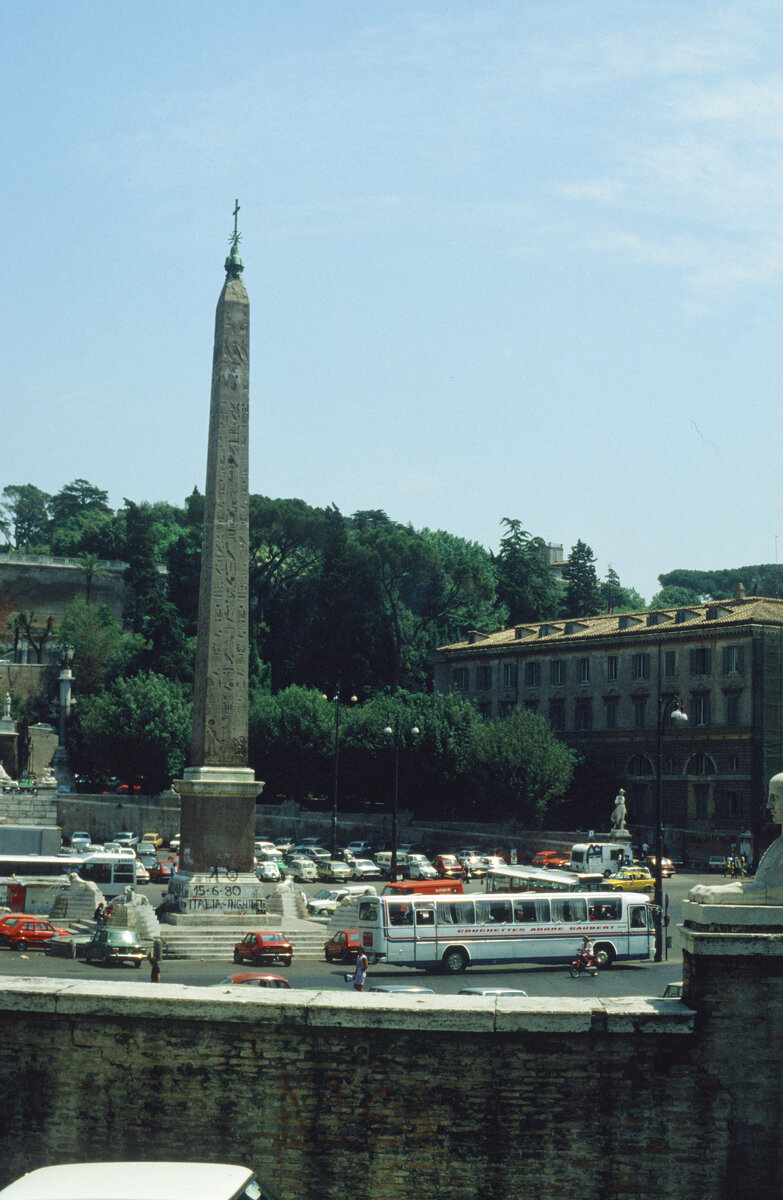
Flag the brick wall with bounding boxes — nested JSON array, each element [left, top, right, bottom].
[[0, 981, 727, 1200]]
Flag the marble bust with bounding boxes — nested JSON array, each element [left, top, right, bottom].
[[689, 772, 783, 905]]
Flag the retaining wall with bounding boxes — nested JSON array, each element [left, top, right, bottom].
[[0, 967, 761, 1200]]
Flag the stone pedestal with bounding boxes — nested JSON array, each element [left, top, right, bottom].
[[679, 900, 783, 1196]]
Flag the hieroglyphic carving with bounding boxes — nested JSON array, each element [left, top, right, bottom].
[[190, 274, 251, 767]]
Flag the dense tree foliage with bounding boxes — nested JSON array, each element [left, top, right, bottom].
[[492, 518, 562, 624], [657, 565, 783, 600]]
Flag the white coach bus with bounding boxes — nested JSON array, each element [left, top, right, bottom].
[[355, 889, 654, 973]]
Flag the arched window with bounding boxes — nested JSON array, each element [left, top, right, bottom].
[[686, 751, 717, 776], [627, 754, 655, 776]]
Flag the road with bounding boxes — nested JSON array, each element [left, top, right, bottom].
[[0, 871, 701, 997]]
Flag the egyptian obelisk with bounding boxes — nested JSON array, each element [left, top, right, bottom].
[[171, 204, 265, 919]]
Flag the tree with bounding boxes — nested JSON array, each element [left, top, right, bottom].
[[49, 479, 110, 525], [562, 539, 603, 618], [648, 585, 703, 609], [492, 518, 562, 624], [470, 707, 578, 825], [122, 500, 165, 632], [600, 566, 645, 613], [0, 485, 51, 550], [71, 671, 191, 792], [56, 599, 141, 695]]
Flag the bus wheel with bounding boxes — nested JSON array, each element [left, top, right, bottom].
[[442, 948, 468, 974], [594, 944, 615, 968]]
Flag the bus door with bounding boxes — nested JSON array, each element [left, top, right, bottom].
[[384, 900, 415, 964], [412, 901, 436, 964], [627, 901, 651, 958]]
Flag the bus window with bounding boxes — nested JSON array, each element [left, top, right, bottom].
[[437, 900, 475, 926], [358, 900, 378, 921], [388, 902, 413, 926], [81, 864, 111, 885], [629, 905, 648, 929], [589, 899, 621, 921], [415, 905, 435, 926], [475, 899, 512, 924], [551, 897, 587, 923]]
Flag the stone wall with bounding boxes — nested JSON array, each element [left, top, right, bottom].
[[56, 794, 181, 841], [0, 978, 739, 1200]]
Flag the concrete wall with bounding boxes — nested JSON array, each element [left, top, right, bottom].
[[0, 981, 711, 1200]]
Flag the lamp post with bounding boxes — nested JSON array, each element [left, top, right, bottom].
[[324, 683, 357, 857], [654, 643, 688, 961], [383, 719, 419, 881]]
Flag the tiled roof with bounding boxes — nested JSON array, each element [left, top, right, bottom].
[[435, 596, 783, 653]]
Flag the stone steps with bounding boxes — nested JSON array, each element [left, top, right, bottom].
[[159, 925, 328, 961]]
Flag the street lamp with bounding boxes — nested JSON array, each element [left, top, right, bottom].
[[383, 719, 419, 881], [654, 643, 688, 961], [323, 683, 357, 857]]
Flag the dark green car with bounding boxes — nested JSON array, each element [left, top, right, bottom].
[[85, 928, 146, 968]]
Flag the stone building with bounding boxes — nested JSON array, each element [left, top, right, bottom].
[[433, 590, 783, 860]]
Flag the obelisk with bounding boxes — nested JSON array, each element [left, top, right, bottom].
[[170, 204, 265, 919]]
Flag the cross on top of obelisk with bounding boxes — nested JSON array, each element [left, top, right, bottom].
[[225, 198, 244, 279]]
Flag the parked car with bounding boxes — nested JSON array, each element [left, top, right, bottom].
[[169, 835, 181, 853], [324, 929, 361, 963], [316, 859, 353, 882], [85, 928, 146, 967], [215, 972, 292, 989], [255, 861, 281, 882], [0, 1161, 276, 1200], [404, 859, 439, 880], [661, 982, 684, 999], [46, 932, 95, 959], [1, 916, 70, 951], [114, 831, 138, 848], [285, 854, 317, 882], [532, 849, 571, 869], [147, 861, 173, 883], [233, 931, 293, 967], [708, 856, 729, 873], [134, 861, 151, 884], [346, 840, 374, 857], [458, 988, 529, 996], [432, 854, 463, 879], [351, 858, 381, 880], [300, 847, 331, 863], [605, 868, 655, 893], [70, 830, 91, 851], [142, 832, 163, 848], [368, 985, 435, 994], [309, 885, 377, 917]]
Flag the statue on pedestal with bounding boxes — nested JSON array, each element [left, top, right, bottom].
[[610, 788, 627, 834], [690, 773, 783, 904]]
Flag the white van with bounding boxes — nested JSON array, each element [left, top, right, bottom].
[[570, 842, 628, 876], [0, 1163, 272, 1200]]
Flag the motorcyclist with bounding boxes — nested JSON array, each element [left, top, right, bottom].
[[580, 935, 596, 966]]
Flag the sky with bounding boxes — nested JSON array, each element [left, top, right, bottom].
[[2, 1, 783, 604]]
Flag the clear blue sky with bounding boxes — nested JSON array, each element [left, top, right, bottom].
[[2, 1, 782, 603]]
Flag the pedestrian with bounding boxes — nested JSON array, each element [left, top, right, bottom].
[[354, 947, 369, 992], [94, 902, 105, 924], [150, 958, 161, 983]]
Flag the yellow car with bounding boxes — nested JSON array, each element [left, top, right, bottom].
[[142, 832, 163, 848], [606, 868, 654, 893]]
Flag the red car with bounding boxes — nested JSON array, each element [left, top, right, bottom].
[[532, 849, 571, 869], [1, 916, 70, 951], [233, 931, 293, 967], [324, 929, 361, 963], [216, 972, 292, 989], [147, 861, 174, 883], [432, 854, 463, 879]]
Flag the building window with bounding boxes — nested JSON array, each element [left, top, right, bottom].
[[692, 693, 711, 727], [723, 646, 744, 674], [689, 752, 715, 776], [476, 664, 492, 690], [502, 663, 517, 689], [727, 791, 740, 818], [524, 661, 541, 688], [498, 700, 515, 718], [726, 693, 741, 725], [550, 660, 565, 686], [577, 657, 590, 683], [549, 699, 565, 731], [575, 698, 593, 730], [524, 699, 539, 713], [663, 650, 676, 677], [452, 667, 469, 692], [633, 696, 647, 729], [690, 647, 711, 675], [729, 754, 741, 773], [694, 785, 708, 819], [628, 754, 654, 776], [605, 697, 618, 729], [632, 653, 650, 680], [606, 655, 618, 681]]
